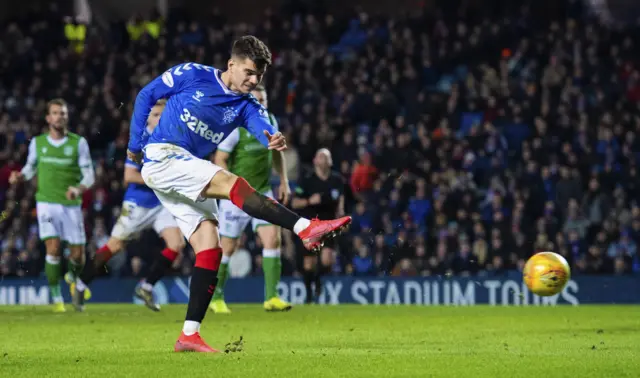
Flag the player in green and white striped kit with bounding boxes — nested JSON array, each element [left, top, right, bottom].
[[10, 99, 95, 312], [209, 85, 292, 313]]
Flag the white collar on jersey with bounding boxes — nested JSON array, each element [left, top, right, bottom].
[[213, 68, 241, 96], [47, 135, 68, 147]]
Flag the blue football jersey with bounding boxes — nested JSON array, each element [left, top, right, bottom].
[[122, 158, 161, 208], [128, 62, 277, 159]]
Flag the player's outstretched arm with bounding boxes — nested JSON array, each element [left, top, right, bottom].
[[128, 63, 196, 156], [243, 101, 286, 151]]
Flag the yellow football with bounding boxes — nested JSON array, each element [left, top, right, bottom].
[[523, 252, 571, 296]]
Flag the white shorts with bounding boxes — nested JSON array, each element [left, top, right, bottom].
[[111, 201, 179, 240], [36, 202, 86, 245], [219, 189, 275, 238], [141, 143, 222, 240]]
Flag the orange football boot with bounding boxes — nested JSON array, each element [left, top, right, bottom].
[[297, 216, 352, 253], [174, 332, 220, 353]]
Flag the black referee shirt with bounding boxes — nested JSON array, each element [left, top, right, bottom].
[[294, 170, 344, 220]]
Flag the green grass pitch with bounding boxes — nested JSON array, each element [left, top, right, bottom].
[[1, 304, 639, 377]]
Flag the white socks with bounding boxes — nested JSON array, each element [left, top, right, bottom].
[[293, 218, 311, 234], [183, 320, 201, 336], [221, 255, 230, 264], [45, 255, 60, 264], [263, 248, 280, 258]]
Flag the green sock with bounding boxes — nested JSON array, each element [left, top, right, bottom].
[[67, 257, 85, 281], [274, 256, 282, 292], [263, 249, 281, 300], [45, 255, 63, 304], [212, 260, 229, 301]]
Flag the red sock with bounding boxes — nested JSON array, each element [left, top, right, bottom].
[[194, 248, 222, 271], [97, 245, 114, 264], [186, 248, 222, 323], [229, 177, 255, 209], [161, 248, 179, 262]]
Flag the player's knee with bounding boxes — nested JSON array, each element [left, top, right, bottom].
[[44, 239, 61, 256], [258, 225, 281, 249], [221, 237, 237, 256], [45, 248, 61, 256], [263, 232, 281, 250], [203, 170, 239, 199]]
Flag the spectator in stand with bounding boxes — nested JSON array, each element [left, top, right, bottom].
[[349, 237, 375, 276], [349, 151, 378, 200]]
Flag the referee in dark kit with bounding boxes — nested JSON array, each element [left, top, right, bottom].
[[291, 148, 346, 304]]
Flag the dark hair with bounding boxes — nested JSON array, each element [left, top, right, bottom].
[[231, 35, 272, 71], [46, 98, 67, 114]]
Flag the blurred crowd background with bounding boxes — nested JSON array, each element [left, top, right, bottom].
[[1, 0, 639, 280]]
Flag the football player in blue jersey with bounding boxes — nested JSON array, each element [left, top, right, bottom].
[[124, 35, 352, 353], [70, 100, 186, 312]]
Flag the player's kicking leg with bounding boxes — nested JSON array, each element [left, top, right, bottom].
[[202, 171, 351, 253], [211, 196, 291, 313], [135, 220, 186, 311]]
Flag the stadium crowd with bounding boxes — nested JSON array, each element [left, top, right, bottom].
[[1, 1, 639, 280]]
